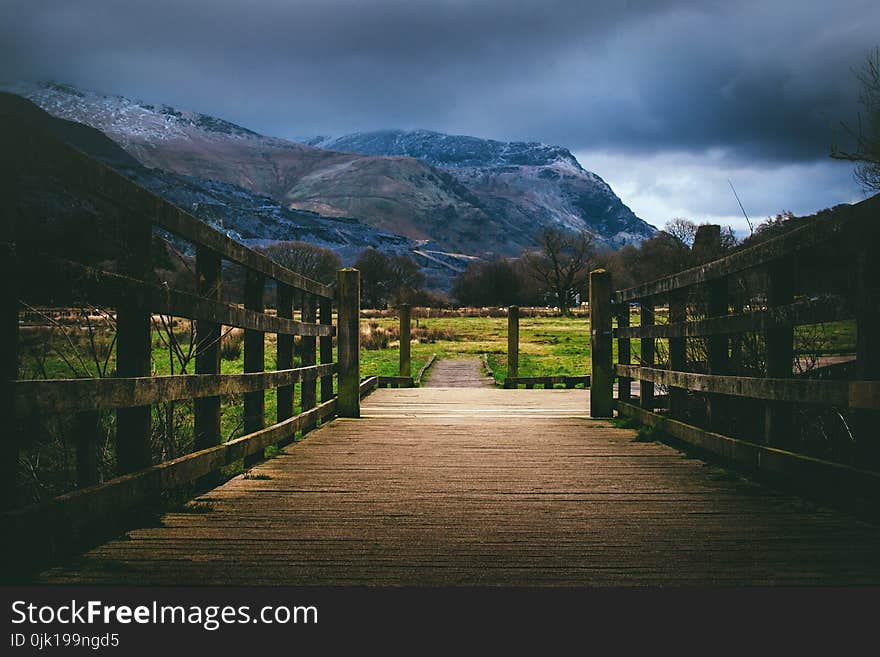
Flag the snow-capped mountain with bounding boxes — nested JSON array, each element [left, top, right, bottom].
[[306, 129, 656, 247], [11, 82, 655, 283]]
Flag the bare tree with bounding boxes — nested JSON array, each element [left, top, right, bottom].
[[256, 241, 342, 284], [524, 227, 595, 315], [831, 47, 880, 192]]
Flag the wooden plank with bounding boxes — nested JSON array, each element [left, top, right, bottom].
[[616, 365, 851, 406], [319, 296, 334, 403], [0, 242, 19, 510], [640, 298, 655, 411], [616, 304, 631, 403], [668, 288, 687, 418], [617, 400, 880, 504], [194, 245, 222, 450], [276, 283, 294, 423], [115, 214, 152, 474], [399, 304, 411, 378], [508, 306, 519, 379], [301, 294, 317, 433], [359, 376, 378, 398], [30, 388, 880, 586], [590, 270, 613, 417], [613, 296, 852, 339], [706, 276, 729, 431], [337, 269, 360, 417], [243, 271, 266, 442], [17, 256, 333, 336], [14, 364, 337, 414], [612, 194, 879, 303], [764, 256, 794, 446], [3, 399, 337, 577]]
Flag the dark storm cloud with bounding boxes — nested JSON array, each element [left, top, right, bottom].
[[1, 0, 878, 163]]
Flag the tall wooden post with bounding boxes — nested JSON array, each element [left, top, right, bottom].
[[0, 241, 19, 510], [301, 293, 317, 432], [276, 282, 294, 423], [763, 258, 793, 446], [668, 288, 687, 419], [194, 246, 222, 450], [399, 303, 411, 378], [508, 305, 519, 384], [617, 303, 631, 403], [319, 296, 334, 403], [855, 244, 880, 460], [590, 270, 613, 417], [640, 298, 655, 411], [243, 270, 265, 435], [337, 268, 360, 418], [706, 277, 729, 431], [116, 216, 152, 474]]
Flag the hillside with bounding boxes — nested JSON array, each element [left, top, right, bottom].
[[14, 83, 655, 257]]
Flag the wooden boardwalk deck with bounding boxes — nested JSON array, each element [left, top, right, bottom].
[[40, 387, 880, 586]]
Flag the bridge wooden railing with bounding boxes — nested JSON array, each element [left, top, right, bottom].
[[503, 305, 590, 388], [1, 118, 362, 572], [590, 196, 880, 501]]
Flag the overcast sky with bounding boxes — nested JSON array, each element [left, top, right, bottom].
[[2, 0, 878, 233]]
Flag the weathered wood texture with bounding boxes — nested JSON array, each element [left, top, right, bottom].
[[399, 304, 411, 378], [14, 364, 337, 414], [505, 375, 589, 389], [37, 388, 880, 586], [615, 365, 880, 409], [590, 269, 613, 417], [337, 268, 360, 417], [507, 306, 519, 378]]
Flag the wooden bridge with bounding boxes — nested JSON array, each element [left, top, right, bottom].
[[4, 105, 880, 585]]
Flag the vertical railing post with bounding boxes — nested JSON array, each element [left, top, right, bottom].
[[194, 246, 222, 450], [319, 296, 334, 403], [706, 277, 729, 431], [116, 216, 152, 474], [243, 270, 265, 436], [507, 305, 519, 387], [855, 244, 880, 461], [668, 288, 687, 419], [590, 269, 613, 417], [276, 282, 294, 423], [399, 303, 411, 379], [1, 242, 19, 510], [337, 268, 360, 418], [763, 257, 793, 446], [617, 302, 631, 404], [302, 293, 317, 432], [640, 297, 655, 411]]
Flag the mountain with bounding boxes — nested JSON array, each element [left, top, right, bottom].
[[306, 130, 656, 246], [1, 92, 431, 278], [9, 82, 655, 292]]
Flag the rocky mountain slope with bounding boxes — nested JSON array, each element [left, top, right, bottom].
[[14, 83, 654, 258], [307, 130, 656, 246]]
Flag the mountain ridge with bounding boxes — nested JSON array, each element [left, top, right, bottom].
[[9, 82, 656, 288]]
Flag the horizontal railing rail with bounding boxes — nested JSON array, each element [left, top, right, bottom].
[[2, 113, 365, 578], [590, 195, 880, 501]]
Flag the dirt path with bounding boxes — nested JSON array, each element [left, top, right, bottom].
[[422, 356, 495, 387]]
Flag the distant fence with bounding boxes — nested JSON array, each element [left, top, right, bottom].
[[590, 197, 880, 502], [503, 305, 590, 388]]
